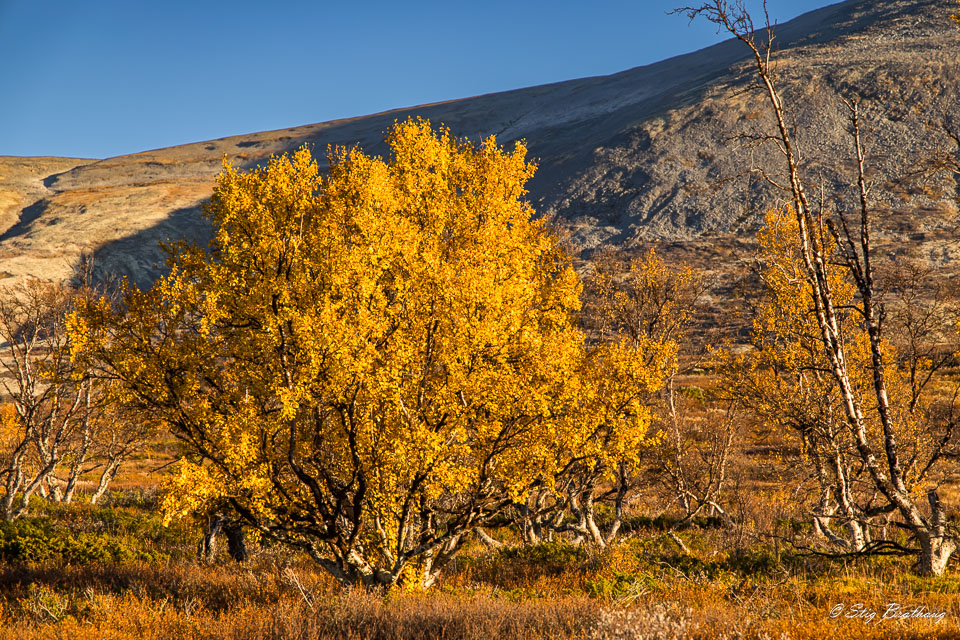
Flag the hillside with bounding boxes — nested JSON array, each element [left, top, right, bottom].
[[0, 0, 957, 287]]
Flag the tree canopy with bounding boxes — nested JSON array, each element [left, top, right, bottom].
[[68, 119, 671, 587]]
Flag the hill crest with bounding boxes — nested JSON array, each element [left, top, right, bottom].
[[1, 0, 957, 286]]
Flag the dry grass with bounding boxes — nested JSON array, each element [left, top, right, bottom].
[[0, 560, 598, 640], [1, 396, 958, 639], [0, 486, 958, 640], [1, 544, 958, 639]]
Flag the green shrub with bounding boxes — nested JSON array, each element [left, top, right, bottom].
[[678, 385, 706, 404], [498, 541, 587, 567], [585, 571, 660, 601], [0, 518, 164, 564]]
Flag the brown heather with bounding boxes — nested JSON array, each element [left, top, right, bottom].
[[1, 511, 960, 640]]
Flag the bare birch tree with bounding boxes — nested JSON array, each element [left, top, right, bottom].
[[680, 0, 960, 574], [0, 278, 150, 518]]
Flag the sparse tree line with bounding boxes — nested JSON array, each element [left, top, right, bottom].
[[0, 0, 958, 588], [0, 272, 154, 521]]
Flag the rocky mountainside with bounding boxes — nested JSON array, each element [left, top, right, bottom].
[[1, 0, 957, 287]]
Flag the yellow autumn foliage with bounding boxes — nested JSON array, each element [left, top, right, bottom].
[[575, 250, 690, 468], [720, 208, 932, 491], [0, 404, 22, 456], [68, 119, 668, 587]]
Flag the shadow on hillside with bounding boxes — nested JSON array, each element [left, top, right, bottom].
[[1, 200, 50, 242], [80, 203, 213, 290], [64, 0, 941, 292]]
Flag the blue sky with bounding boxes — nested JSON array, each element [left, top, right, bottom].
[[1, 0, 837, 159]]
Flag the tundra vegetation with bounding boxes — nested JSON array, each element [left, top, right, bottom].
[[1, 6, 960, 639]]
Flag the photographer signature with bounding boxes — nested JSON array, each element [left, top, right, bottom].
[[829, 603, 946, 624]]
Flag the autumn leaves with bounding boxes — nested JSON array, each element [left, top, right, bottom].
[[67, 120, 678, 587]]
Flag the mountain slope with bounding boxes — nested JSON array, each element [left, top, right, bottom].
[[1, 0, 957, 286]]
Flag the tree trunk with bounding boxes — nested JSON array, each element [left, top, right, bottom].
[[1, 461, 23, 522], [917, 490, 956, 576], [197, 515, 224, 564], [584, 495, 606, 549], [224, 522, 248, 562], [475, 527, 504, 550], [198, 515, 248, 564], [62, 475, 79, 504], [918, 533, 956, 576], [14, 460, 57, 519], [89, 459, 122, 505]]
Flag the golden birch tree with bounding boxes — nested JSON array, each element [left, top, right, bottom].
[[68, 119, 612, 587], [511, 250, 692, 548]]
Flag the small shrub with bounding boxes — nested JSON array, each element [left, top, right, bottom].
[[0, 519, 163, 564], [585, 572, 657, 602], [499, 541, 588, 568]]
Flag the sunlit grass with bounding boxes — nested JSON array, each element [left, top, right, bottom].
[[0, 496, 957, 639]]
